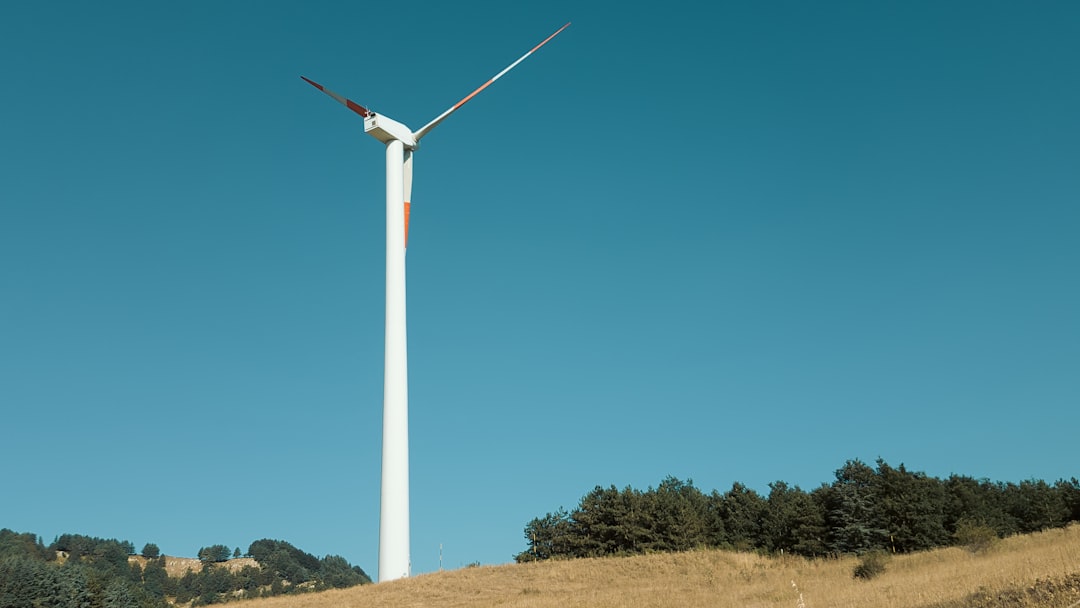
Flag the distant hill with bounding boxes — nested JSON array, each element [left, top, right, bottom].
[[1, 532, 371, 608], [234, 524, 1080, 608]]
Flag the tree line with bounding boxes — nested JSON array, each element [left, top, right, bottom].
[[516, 458, 1080, 562], [0, 530, 370, 608]]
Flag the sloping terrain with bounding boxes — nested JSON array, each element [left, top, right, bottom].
[[233, 524, 1080, 608]]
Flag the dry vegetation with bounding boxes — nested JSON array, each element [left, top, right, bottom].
[[235, 524, 1080, 608], [126, 555, 259, 577]]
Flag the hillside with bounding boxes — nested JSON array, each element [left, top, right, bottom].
[[1, 533, 371, 608], [234, 524, 1080, 608], [125, 555, 259, 577]]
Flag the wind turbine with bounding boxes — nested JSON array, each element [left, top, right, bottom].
[[302, 22, 570, 583]]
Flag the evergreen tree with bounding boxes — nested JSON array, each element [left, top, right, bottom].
[[1006, 479, 1070, 533], [0, 556, 41, 608], [943, 475, 1016, 536], [517, 509, 573, 562], [318, 555, 371, 588], [141, 558, 168, 599], [569, 485, 635, 556], [175, 571, 198, 604], [197, 545, 232, 563], [103, 578, 139, 608], [57, 562, 96, 608], [1060, 478, 1080, 522], [0, 530, 49, 561], [646, 477, 710, 552], [874, 460, 949, 552], [760, 482, 827, 556], [824, 460, 888, 554], [716, 482, 765, 550]]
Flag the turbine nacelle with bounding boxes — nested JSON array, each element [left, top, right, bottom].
[[365, 113, 418, 150]]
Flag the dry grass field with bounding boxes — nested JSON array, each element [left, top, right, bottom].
[[234, 524, 1080, 608]]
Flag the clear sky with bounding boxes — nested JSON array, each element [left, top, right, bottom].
[[2, 0, 1078, 579]]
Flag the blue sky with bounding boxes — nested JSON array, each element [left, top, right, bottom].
[[2, 0, 1078, 578]]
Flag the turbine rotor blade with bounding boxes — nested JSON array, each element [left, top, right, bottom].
[[301, 76, 371, 118], [403, 151, 413, 249], [413, 22, 570, 142]]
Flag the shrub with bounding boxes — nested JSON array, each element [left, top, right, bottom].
[[954, 519, 999, 553], [853, 550, 889, 580]]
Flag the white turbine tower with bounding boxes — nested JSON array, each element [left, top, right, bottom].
[[302, 22, 569, 583]]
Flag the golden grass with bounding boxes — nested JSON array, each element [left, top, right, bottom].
[[235, 524, 1080, 608]]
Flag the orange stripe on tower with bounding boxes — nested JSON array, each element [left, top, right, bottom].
[[404, 201, 411, 248]]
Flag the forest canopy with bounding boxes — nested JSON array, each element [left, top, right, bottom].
[[517, 458, 1080, 562]]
